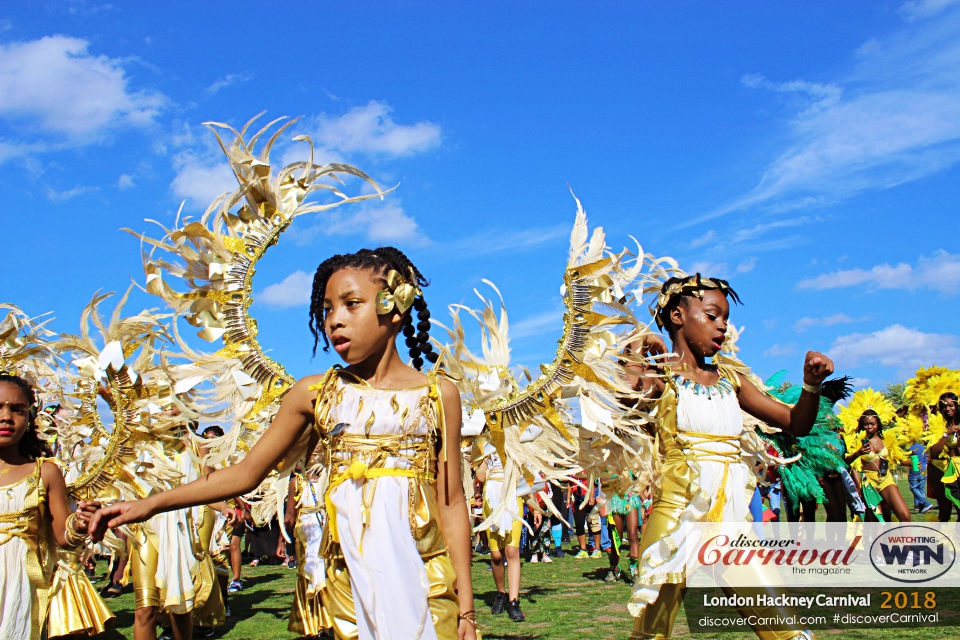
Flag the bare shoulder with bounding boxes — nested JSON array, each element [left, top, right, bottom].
[[437, 377, 462, 405], [282, 374, 328, 413], [39, 460, 66, 487]]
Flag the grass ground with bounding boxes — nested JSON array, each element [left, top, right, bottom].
[[93, 474, 958, 639]]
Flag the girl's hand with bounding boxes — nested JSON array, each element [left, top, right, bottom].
[[802, 351, 834, 386], [220, 505, 242, 527], [458, 617, 478, 640], [533, 512, 543, 528], [858, 442, 871, 457], [88, 499, 158, 541], [74, 501, 102, 533]]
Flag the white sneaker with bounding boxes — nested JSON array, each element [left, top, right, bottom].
[[530, 555, 539, 563], [542, 554, 553, 563]]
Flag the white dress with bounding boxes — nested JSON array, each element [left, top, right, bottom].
[[631, 373, 754, 611], [0, 475, 38, 640], [327, 381, 441, 640]]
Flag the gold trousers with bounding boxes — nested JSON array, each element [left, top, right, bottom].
[[631, 583, 807, 640]]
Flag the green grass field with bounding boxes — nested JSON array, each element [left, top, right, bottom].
[[93, 474, 959, 639]]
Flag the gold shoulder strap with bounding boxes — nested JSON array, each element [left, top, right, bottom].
[[309, 367, 343, 434]]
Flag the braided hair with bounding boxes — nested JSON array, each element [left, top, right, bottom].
[[0, 373, 52, 460], [307, 247, 439, 371]]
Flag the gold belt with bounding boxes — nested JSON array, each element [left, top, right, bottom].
[[677, 431, 743, 522], [0, 506, 34, 547]]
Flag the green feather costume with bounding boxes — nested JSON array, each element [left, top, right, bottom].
[[756, 372, 851, 506]]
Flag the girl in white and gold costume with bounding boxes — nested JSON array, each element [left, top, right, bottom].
[[90, 247, 478, 640], [624, 274, 833, 640], [0, 374, 110, 640]]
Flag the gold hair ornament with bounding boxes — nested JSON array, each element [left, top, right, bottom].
[[375, 269, 421, 316], [653, 273, 741, 330]]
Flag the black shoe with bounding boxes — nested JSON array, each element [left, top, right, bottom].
[[506, 598, 526, 622], [491, 591, 508, 615], [604, 567, 621, 582], [552, 546, 565, 558], [196, 627, 216, 638]]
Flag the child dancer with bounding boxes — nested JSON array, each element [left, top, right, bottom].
[[625, 274, 833, 640], [91, 248, 477, 640], [477, 449, 525, 621], [0, 374, 105, 640]]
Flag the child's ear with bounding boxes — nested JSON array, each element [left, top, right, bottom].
[[669, 304, 684, 330]]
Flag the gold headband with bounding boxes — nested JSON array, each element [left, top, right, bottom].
[[653, 274, 740, 330], [376, 269, 421, 315]]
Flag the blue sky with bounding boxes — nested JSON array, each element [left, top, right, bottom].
[[1, 1, 959, 392]]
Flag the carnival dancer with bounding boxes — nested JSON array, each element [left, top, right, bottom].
[[287, 469, 333, 637], [0, 374, 107, 640], [926, 381, 960, 521], [624, 274, 832, 640], [839, 390, 911, 523], [603, 482, 641, 584], [477, 448, 526, 621], [91, 247, 477, 640], [760, 373, 853, 523]]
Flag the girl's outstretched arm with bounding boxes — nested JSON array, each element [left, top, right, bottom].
[[434, 377, 477, 640], [88, 376, 320, 540], [41, 461, 84, 548], [738, 350, 834, 438]]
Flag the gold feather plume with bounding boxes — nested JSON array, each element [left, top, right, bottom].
[[54, 290, 195, 502], [127, 114, 384, 468], [128, 114, 384, 528], [438, 194, 660, 531]]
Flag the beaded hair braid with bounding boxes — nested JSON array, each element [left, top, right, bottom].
[[308, 247, 439, 370], [0, 373, 52, 460]]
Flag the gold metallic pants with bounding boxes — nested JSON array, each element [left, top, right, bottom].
[[631, 583, 807, 640]]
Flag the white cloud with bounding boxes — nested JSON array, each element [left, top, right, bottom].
[[293, 200, 429, 247], [763, 343, 796, 357], [736, 258, 757, 273], [117, 174, 135, 189], [46, 185, 97, 202], [258, 270, 313, 309], [511, 309, 564, 339], [849, 377, 872, 388], [203, 73, 253, 98], [710, 8, 960, 218], [798, 250, 960, 295], [690, 230, 715, 248], [307, 101, 441, 158], [794, 313, 864, 332], [435, 224, 570, 260], [0, 36, 165, 140], [829, 324, 960, 372], [689, 261, 729, 277], [900, 0, 960, 20], [170, 151, 237, 210]]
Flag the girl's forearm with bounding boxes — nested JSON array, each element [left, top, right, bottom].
[[150, 464, 261, 514], [439, 495, 475, 612], [786, 389, 820, 437]]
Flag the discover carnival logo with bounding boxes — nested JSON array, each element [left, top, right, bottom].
[[869, 525, 956, 583]]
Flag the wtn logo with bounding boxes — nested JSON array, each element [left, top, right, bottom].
[[879, 544, 945, 566]]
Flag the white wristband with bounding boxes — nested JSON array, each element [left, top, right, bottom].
[[802, 382, 822, 394]]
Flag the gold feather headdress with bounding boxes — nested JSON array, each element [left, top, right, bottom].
[[129, 114, 384, 528], [437, 193, 660, 531]]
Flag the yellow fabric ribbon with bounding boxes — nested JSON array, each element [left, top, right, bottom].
[[677, 431, 743, 522], [324, 460, 434, 546]]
